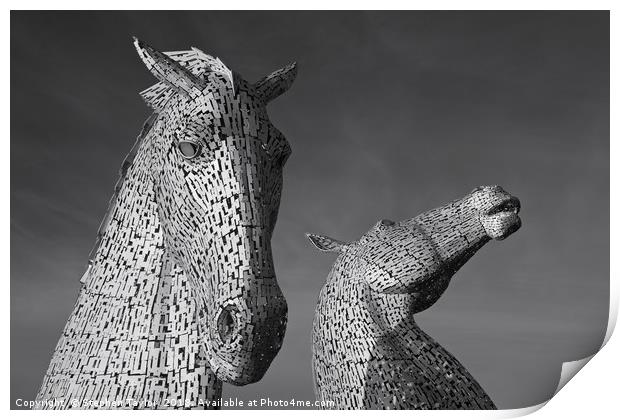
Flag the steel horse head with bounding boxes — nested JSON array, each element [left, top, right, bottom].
[[135, 38, 296, 384]]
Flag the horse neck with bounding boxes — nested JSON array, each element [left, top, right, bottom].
[[328, 260, 489, 405], [37, 121, 221, 408], [85, 124, 164, 334], [323, 253, 447, 341]]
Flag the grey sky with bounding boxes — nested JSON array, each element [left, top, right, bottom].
[[11, 11, 609, 409]]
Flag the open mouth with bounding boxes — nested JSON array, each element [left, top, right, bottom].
[[487, 197, 521, 216]]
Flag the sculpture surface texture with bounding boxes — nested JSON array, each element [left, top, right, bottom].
[[35, 38, 297, 409], [307, 186, 521, 409]]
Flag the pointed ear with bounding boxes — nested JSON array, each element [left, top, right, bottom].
[[306, 233, 347, 253], [254, 62, 297, 103], [133, 37, 206, 98]]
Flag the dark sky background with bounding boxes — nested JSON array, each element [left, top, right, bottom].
[[11, 11, 609, 410]]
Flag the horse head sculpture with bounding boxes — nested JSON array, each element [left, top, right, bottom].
[[36, 39, 296, 409], [307, 186, 521, 409], [134, 38, 295, 384]]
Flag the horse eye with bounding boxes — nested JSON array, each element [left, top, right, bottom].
[[178, 141, 200, 159]]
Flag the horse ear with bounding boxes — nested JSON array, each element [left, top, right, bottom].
[[133, 37, 206, 98], [306, 233, 347, 253], [254, 62, 297, 103]]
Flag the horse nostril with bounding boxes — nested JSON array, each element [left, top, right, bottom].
[[217, 306, 237, 343]]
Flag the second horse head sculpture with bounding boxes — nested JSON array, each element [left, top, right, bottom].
[[307, 185, 521, 409]]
